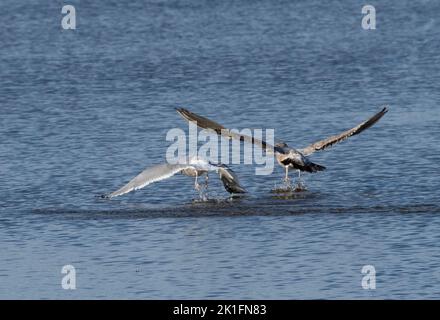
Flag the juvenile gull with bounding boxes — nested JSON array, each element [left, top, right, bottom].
[[176, 107, 388, 184], [105, 156, 246, 198]]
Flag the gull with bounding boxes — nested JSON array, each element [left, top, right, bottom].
[[104, 156, 246, 198], [176, 106, 388, 185]]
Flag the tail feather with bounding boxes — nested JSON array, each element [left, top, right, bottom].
[[303, 162, 326, 173]]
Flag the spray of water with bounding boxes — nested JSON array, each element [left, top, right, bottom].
[[271, 177, 308, 193]]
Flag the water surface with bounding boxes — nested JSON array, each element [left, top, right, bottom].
[[1, 0, 440, 299]]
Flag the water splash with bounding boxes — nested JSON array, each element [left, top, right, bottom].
[[271, 178, 308, 194], [294, 179, 307, 192], [192, 174, 211, 202], [191, 179, 246, 204]]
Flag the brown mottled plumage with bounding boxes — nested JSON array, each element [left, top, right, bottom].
[[176, 106, 388, 183]]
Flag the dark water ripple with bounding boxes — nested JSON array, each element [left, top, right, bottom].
[[31, 202, 440, 220]]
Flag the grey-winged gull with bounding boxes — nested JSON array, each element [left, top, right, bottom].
[[105, 156, 246, 198]]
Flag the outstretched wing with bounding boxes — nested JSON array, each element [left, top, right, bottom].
[[216, 165, 246, 194], [299, 107, 388, 156], [176, 108, 226, 134], [176, 108, 282, 154], [107, 163, 190, 198]]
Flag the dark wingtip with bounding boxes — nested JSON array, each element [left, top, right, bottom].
[[232, 185, 247, 193], [309, 162, 326, 172], [176, 108, 194, 121], [230, 188, 247, 194], [176, 107, 189, 113], [229, 193, 246, 199]]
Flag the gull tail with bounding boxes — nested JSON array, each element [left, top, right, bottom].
[[303, 162, 326, 173]]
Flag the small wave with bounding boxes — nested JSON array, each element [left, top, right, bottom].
[[31, 203, 440, 220]]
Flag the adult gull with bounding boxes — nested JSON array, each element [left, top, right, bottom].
[[105, 156, 246, 198]]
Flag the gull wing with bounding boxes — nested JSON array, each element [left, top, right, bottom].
[[176, 108, 281, 154], [300, 107, 388, 156], [107, 163, 190, 198], [176, 108, 226, 134], [216, 165, 246, 194]]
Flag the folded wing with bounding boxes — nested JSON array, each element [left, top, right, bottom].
[[216, 165, 246, 194]]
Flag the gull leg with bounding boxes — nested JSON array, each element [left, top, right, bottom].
[[199, 173, 209, 201], [284, 166, 290, 183], [193, 172, 208, 202], [194, 172, 201, 191], [295, 169, 307, 191], [204, 173, 209, 190], [282, 166, 294, 191]]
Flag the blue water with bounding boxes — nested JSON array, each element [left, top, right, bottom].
[[1, 0, 440, 299]]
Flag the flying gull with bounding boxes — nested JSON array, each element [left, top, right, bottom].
[[176, 106, 388, 185], [104, 156, 246, 198]]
